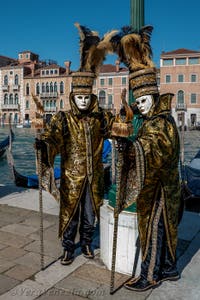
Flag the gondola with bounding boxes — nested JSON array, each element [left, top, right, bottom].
[[6, 139, 112, 189], [6, 145, 61, 189], [0, 129, 15, 158], [181, 149, 200, 212], [12, 165, 61, 189]]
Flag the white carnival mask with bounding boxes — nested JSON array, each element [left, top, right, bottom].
[[74, 94, 91, 111], [135, 95, 153, 115]]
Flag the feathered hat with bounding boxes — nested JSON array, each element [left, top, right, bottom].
[[110, 25, 158, 99], [72, 23, 118, 94]]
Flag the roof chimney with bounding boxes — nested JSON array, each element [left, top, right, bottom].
[[64, 61, 71, 75], [115, 59, 120, 72]]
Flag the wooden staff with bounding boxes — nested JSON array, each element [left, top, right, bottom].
[[37, 131, 44, 270], [110, 149, 123, 294], [110, 89, 134, 294], [32, 94, 45, 270]]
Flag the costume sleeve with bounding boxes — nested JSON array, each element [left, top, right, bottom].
[[138, 117, 176, 169], [101, 111, 115, 138], [37, 112, 68, 202], [40, 112, 67, 166]]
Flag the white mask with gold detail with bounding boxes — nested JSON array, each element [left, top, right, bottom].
[[135, 95, 153, 115], [74, 94, 91, 111]]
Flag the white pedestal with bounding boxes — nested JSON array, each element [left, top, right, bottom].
[[100, 203, 141, 275]]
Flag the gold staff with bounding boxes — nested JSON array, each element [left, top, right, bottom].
[[110, 89, 133, 294], [32, 94, 45, 270]]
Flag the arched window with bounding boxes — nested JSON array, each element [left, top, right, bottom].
[[26, 100, 29, 109], [14, 94, 18, 104], [108, 94, 113, 105], [54, 82, 57, 92], [99, 90, 106, 105], [60, 81, 64, 94], [15, 74, 19, 85], [177, 90, 185, 109], [53, 100, 56, 108], [46, 82, 49, 93], [9, 94, 13, 105], [36, 83, 40, 95], [9, 113, 13, 123], [50, 100, 53, 108], [4, 94, 8, 105], [50, 82, 53, 93], [60, 99, 64, 109], [14, 113, 18, 123], [26, 83, 30, 95], [177, 90, 184, 105], [4, 75, 8, 85], [42, 83, 45, 93]]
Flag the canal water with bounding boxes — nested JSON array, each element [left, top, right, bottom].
[[0, 126, 60, 187], [0, 126, 200, 187]]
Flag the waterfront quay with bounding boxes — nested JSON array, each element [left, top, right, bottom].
[[0, 187, 199, 299], [0, 129, 200, 299]]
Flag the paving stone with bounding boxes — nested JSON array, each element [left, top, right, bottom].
[[55, 275, 101, 298], [177, 238, 190, 259], [0, 258, 16, 273], [0, 279, 47, 300], [0, 273, 20, 296], [14, 252, 55, 270], [0, 223, 39, 237], [178, 211, 200, 241], [0, 231, 33, 248], [148, 279, 200, 300], [71, 264, 128, 286], [28, 224, 59, 241], [21, 214, 56, 229], [0, 246, 27, 261], [0, 219, 13, 228], [0, 205, 33, 224], [0, 204, 32, 216], [36, 287, 84, 299], [90, 285, 149, 300], [35, 255, 87, 287], [5, 264, 38, 281], [24, 240, 62, 258], [0, 242, 7, 250]]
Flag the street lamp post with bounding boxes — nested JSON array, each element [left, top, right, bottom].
[[130, 0, 144, 31], [128, 0, 145, 140]]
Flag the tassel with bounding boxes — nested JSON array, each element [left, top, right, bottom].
[[111, 88, 134, 137], [111, 118, 133, 137]]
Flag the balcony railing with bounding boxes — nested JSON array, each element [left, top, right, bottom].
[[40, 92, 58, 98], [175, 103, 187, 111], [43, 107, 57, 112], [13, 84, 20, 91], [99, 103, 114, 110], [2, 85, 9, 91], [1, 104, 19, 110]]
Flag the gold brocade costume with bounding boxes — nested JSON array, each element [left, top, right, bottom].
[[125, 93, 181, 262], [40, 93, 114, 238]]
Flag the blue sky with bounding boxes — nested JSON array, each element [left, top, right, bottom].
[[0, 0, 200, 70]]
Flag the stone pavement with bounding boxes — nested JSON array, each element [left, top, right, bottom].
[[0, 184, 200, 300]]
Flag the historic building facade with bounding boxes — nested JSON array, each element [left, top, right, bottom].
[[160, 48, 200, 129], [23, 60, 72, 124], [0, 51, 129, 125], [93, 62, 129, 113], [1, 48, 200, 128]]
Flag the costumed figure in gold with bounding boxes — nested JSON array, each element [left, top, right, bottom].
[[109, 26, 182, 291], [34, 23, 118, 265]]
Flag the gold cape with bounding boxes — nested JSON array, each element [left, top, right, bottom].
[[122, 93, 181, 261], [39, 93, 114, 238]]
